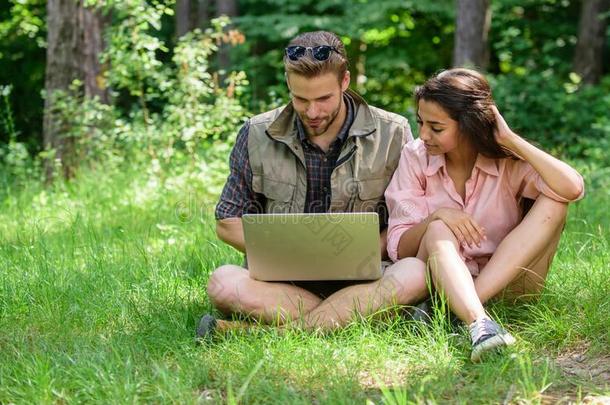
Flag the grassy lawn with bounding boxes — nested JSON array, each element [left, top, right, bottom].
[[0, 166, 608, 404]]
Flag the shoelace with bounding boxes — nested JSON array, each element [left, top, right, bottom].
[[469, 317, 498, 344]]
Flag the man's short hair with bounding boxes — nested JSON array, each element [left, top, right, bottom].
[[284, 31, 348, 80]]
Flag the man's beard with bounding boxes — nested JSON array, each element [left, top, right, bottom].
[[304, 101, 342, 137]]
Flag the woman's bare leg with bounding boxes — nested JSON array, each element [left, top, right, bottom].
[[417, 220, 486, 324], [501, 230, 561, 299], [474, 195, 568, 303]]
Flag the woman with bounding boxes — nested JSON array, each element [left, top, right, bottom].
[[385, 68, 584, 362]]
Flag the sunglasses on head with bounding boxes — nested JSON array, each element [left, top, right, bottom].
[[285, 45, 339, 61]]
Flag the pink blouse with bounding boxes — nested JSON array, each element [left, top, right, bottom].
[[385, 139, 585, 275]]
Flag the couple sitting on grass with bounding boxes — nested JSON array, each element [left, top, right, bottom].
[[198, 31, 584, 362]]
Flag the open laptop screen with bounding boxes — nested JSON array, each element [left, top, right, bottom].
[[242, 212, 382, 281]]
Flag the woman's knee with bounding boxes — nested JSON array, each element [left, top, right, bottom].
[[424, 219, 455, 240], [421, 220, 457, 247], [426, 220, 452, 235], [530, 195, 568, 228]]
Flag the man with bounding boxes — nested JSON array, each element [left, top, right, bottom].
[[197, 31, 428, 338]]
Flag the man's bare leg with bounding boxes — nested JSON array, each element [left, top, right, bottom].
[[207, 265, 322, 324], [302, 257, 428, 330], [206, 258, 428, 331]]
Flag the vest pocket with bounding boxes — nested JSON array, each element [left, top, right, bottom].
[[253, 175, 295, 213], [355, 177, 388, 212]]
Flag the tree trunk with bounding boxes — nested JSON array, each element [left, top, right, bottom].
[[176, 0, 191, 38], [216, 0, 238, 75], [177, 0, 210, 36], [573, 0, 610, 85], [43, 0, 108, 182], [197, 0, 210, 29], [215, 0, 237, 21], [453, 0, 491, 70], [82, 6, 110, 103]]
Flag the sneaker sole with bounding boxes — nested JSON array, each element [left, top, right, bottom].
[[471, 333, 516, 362]]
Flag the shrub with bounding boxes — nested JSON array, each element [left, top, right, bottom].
[[491, 72, 610, 166]]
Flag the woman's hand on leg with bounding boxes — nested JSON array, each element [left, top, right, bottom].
[[433, 208, 486, 248]]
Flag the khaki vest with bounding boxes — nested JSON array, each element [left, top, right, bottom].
[[247, 90, 412, 214]]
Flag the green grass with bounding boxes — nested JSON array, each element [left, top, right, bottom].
[[0, 165, 608, 404]]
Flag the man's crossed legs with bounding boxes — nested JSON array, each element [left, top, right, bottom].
[[204, 257, 429, 333]]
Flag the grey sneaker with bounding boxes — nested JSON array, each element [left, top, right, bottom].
[[195, 314, 217, 343], [408, 299, 433, 324], [404, 298, 461, 329], [469, 317, 516, 362]]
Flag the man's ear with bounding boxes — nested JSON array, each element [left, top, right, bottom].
[[341, 70, 351, 92]]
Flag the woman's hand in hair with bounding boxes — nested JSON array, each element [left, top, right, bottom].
[[433, 208, 486, 248], [491, 106, 584, 201], [492, 105, 519, 150]]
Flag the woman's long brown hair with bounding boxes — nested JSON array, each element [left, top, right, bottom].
[[415, 68, 516, 159]]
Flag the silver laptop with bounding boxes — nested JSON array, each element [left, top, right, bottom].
[[242, 212, 382, 281]]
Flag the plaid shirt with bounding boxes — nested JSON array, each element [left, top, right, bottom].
[[215, 94, 388, 227]]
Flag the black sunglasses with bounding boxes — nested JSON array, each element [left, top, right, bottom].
[[285, 45, 339, 61]]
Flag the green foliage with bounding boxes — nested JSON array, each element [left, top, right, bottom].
[[0, 85, 17, 140], [490, 0, 580, 75], [0, 85, 37, 183], [41, 80, 119, 172], [0, 0, 609, 180], [492, 72, 610, 165], [42, 2, 249, 188], [0, 139, 36, 184], [234, 0, 454, 114], [0, 0, 46, 146], [163, 24, 248, 160], [101, 0, 175, 116], [0, 0, 610, 166], [100, 3, 248, 180]]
